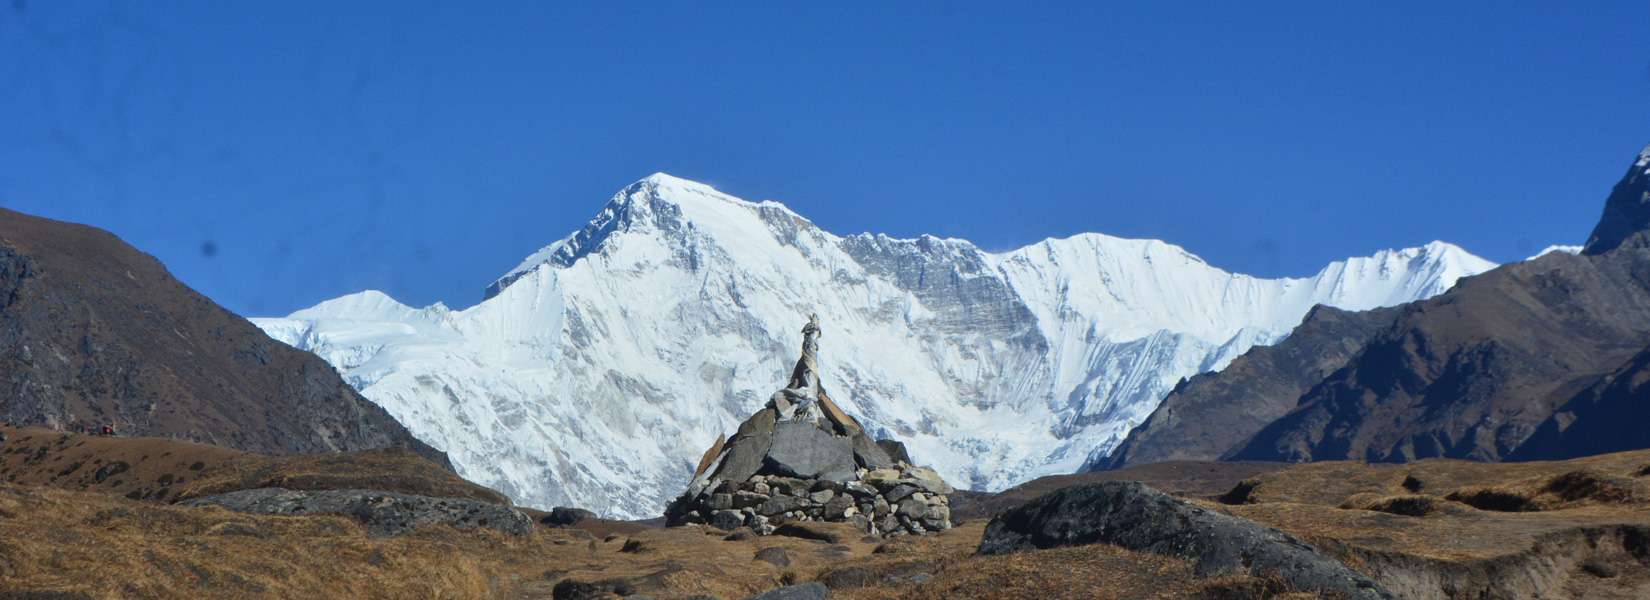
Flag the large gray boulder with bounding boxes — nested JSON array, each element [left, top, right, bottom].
[[182, 487, 532, 537], [712, 408, 778, 483], [764, 421, 856, 482], [978, 482, 1392, 600]]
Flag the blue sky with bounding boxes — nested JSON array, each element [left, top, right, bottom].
[[2, 2, 1646, 316]]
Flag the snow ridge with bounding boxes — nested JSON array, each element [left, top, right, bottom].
[[254, 173, 1498, 518]]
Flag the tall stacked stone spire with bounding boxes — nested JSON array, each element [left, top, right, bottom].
[[666, 315, 954, 536]]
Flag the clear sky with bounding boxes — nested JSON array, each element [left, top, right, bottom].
[[2, 2, 1647, 316]]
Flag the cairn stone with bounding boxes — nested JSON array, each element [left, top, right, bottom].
[[664, 316, 953, 537]]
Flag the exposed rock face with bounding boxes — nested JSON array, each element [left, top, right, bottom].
[[666, 317, 952, 536], [182, 487, 531, 537], [978, 482, 1393, 600], [0, 208, 447, 468]]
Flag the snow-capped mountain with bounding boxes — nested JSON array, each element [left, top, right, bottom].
[[252, 174, 1496, 519]]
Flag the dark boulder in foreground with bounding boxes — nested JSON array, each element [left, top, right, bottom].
[[183, 487, 532, 537], [542, 506, 597, 527], [743, 582, 829, 600], [978, 481, 1392, 600]]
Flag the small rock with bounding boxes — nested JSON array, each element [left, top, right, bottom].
[[875, 439, 912, 464], [903, 466, 954, 495], [808, 489, 835, 504], [743, 582, 829, 600], [709, 493, 735, 510], [884, 485, 918, 504], [843, 481, 877, 497], [820, 566, 875, 589], [710, 510, 746, 531], [753, 547, 791, 567], [863, 468, 900, 484], [733, 490, 770, 509], [758, 495, 806, 516]]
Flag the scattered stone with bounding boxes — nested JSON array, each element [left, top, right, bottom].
[[978, 482, 1393, 600], [753, 546, 791, 567], [182, 487, 531, 538]]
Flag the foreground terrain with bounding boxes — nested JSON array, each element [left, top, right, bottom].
[[2, 426, 1646, 599]]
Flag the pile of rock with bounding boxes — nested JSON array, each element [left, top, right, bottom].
[[665, 316, 954, 537], [678, 462, 954, 536]]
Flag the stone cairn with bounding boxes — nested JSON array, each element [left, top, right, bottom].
[[665, 315, 954, 537]]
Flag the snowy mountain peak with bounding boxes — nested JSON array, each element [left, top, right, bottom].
[[257, 175, 1504, 519], [1528, 244, 1583, 261], [1638, 143, 1650, 173], [486, 173, 812, 298]]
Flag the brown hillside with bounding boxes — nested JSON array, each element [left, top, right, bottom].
[[0, 208, 446, 467]]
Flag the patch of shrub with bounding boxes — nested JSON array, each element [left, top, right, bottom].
[[1445, 489, 1537, 512]]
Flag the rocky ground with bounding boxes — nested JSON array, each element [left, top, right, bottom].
[[1, 425, 1647, 599]]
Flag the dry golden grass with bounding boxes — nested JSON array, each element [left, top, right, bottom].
[[0, 426, 501, 506], [5, 425, 1650, 598]]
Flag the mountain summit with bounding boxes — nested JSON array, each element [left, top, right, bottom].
[[255, 174, 1494, 518], [1582, 144, 1650, 255]]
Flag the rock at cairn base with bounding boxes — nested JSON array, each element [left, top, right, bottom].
[[665, 315, 953, 537]]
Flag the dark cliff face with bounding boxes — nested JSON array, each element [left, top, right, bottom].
[[0, 208, 449, 468], [1582, 147, 1650, 255], [1100, 144, 1650, 469]]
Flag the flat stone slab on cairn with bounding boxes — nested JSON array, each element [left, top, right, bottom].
[[664, 315, 954, 537], [766, 421, 856, 482]]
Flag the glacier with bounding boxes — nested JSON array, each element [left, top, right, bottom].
[[252, 173, 1497, 519]]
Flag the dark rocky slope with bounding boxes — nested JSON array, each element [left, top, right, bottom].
[[1095, 305, 1400, 470], [1511, 343, 1650, 460], [0, 208, 447, 467], [1100, 144, 1650, 467]]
